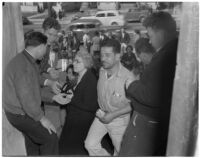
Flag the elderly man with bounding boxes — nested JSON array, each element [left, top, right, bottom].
[[119, 11, 178, 156], [3, 32, 69, 156]]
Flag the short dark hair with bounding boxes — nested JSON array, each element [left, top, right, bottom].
[[135, 38, 155, 55], [42, 17, 61, 31], [126, 45, 133, 51], [25, 32, 47, 48], [143, 11, 176, 33], [95, 31, 99, 36], [101, 39, 121, 54], [66, 64, 77, 76]]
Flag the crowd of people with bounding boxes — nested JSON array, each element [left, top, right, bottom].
[[3, 11, 178, 156]]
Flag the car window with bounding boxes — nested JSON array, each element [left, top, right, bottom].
[[70, 24, 85, 30], [76, 24, 85, 29], [69, 25, 76, 30], [86, 24, 96, 28], [107, 13, 116, 17], [96, 13, 105, 17]]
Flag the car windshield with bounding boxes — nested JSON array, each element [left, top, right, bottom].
[[70, 23, 96, 30]]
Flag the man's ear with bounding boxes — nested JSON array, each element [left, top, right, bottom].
[[115, 53, 121, 61], [157, 30, 165, 43]]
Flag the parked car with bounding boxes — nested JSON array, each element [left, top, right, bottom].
[[71, 9, 97, 22], [66, 19, 102, 43], [125, 8, 150, 23], [80, 10, 126, 26], [22, 16, 33, 25]]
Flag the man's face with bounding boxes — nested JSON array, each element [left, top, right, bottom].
[[100, 47, 119, 70], [126, 47, 132, 53], [44, 28, 58, 45], [147, 27, 164, 50], [138, 52, 153, 65]]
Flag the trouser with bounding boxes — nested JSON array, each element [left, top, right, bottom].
[[44, 105, 62, 136], [5, 111, 59, 156], [84, 115, 130, 156], [121, 43, 127, 54], [119, 111, 159, 156]]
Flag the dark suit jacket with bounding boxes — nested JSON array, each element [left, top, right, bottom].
[[126, 38, 178, 120], [70, 69, 99, 113], [119, 32, 130, 44], [99, 34, 108, 47]]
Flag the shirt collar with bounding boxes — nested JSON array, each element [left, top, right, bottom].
[[24, 49, 36, 64], [103, 62, 123, 79]]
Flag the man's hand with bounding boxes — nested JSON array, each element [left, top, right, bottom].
[[97, 112, 115, 124], [46, 80, 61, 94], [66, 90, 74, 99], [53, 93, 71, 105], [40, 116, 57, 134]]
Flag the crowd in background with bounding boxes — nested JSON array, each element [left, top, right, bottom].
[[30, 26, 148, 79]]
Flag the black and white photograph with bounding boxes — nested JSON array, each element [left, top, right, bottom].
[[1, 1, 199, 156]]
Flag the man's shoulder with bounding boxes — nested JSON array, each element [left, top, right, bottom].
[[159, 38, 178, 54], [5, 52, 27, 77], [119, 64, 133, 78], [7, 52, 26, 69]]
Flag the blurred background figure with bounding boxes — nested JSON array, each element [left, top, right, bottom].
[[119, 28, 130, 54], [83, 31, 91, 53], [91, 31, 100, 56], [133, 29, 141, 44], [99, 30, 108, 48], [121, 45, 137, 72], [70, 32, 80, 59]]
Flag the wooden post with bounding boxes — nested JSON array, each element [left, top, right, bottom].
[[166, 2, 199, 156], [2, 2, 26, 156]]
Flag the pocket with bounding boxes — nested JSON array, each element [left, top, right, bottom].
[[109, 90, 126, 108]]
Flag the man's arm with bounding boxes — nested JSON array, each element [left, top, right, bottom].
[[98, 103, 132, 124], [126, 79, 154, 107]]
